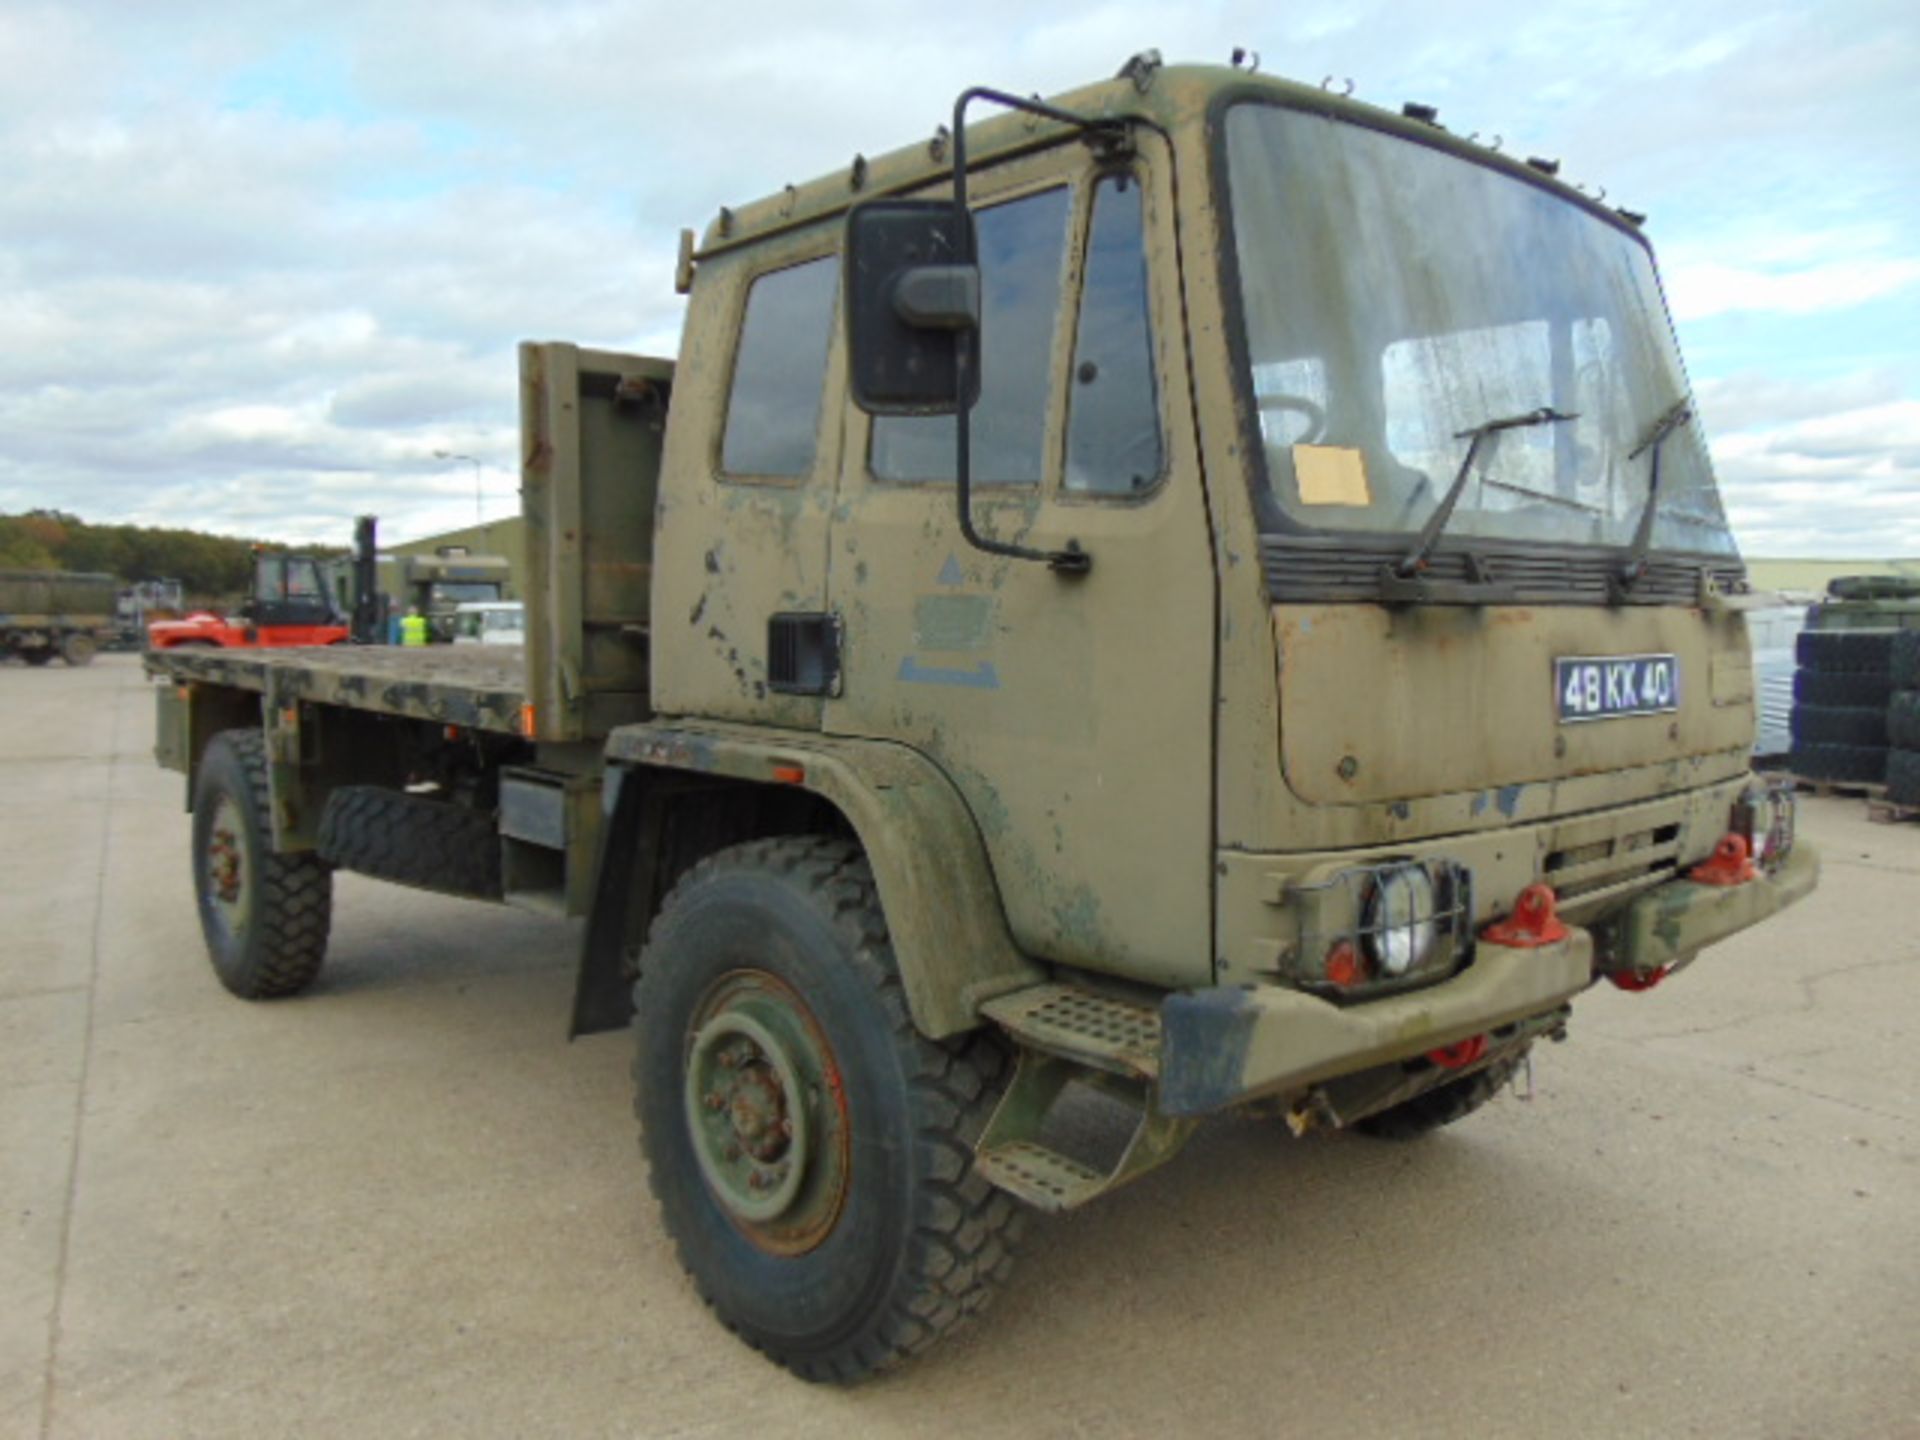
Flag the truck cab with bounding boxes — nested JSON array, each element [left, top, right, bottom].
[[650, 61, 1811, 1022]]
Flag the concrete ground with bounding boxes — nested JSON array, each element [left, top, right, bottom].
[[4, 654, 1916, 1440]]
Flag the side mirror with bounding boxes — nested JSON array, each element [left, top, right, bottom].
[[843, 199, 980, 416]]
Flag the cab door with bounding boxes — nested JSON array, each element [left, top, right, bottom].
[[824, 134, 1214, 988]]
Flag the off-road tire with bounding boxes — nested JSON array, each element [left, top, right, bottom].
[[60, 634, 96, 666], [1887, 692, 1920, 752], [1796, 629, 1894, 674], [1354, 1052, 1526, 1140], [316, 786, 502, 899], [1788, 742, 1888, 785], [633, 836, 1024, 1383], [1790, 703, 1889, 748], [1793, 668, 1893, 709], [1893, 632, 1920, 691], [1886, 748, 1920, 806], [191, 730, 332, 998]]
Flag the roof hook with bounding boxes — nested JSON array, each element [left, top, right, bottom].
[[1231, 46, 1261, 72], [1321, 75, 1354, 96]]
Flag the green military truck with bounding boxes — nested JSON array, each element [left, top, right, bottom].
[[148, 57, 1818, 1381], [2, 568, 114, 666]]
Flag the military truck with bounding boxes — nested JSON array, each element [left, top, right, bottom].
[[148, 57, 1818, 1381], [400, 549, 512, 642], [1, 568, 114, 666]]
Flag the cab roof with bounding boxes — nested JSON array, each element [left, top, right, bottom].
[[694, 60, 1643, 260]]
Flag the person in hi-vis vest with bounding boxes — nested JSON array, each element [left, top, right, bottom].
[[400, 607, 428, 647]]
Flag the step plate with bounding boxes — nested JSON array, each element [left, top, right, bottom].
[[980, 984, 1161, 1080], [975, 1140, 1106, 1213]]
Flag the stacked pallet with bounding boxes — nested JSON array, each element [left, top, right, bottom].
[[1885, 633, 1920, 816], [1789, 630, 1894, 791]]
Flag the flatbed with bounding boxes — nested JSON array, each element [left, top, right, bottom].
[[146, 643, 531, 735]]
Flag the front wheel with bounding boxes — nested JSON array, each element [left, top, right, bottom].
[[190, 730, 333, 998], [61, 633, 96, 666], [633, 836, 1023, 1382]]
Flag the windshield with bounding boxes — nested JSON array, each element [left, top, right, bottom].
[[1225, 104, 1737, 558], [431, 582, 501, 605]]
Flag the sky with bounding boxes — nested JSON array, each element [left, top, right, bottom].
[[2, 0, 1916, 556]]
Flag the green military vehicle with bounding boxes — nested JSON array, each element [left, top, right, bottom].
[[148, 56, 1818, 1381], [400, 549, 513, 642], [2, 568, 114, 666]]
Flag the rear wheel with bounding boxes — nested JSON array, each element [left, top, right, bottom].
[[191, 731, 333, 998], [633, 836, 1023, 1382], [1354, 1052, 1525, 1141], [60, 634, 96, 666]]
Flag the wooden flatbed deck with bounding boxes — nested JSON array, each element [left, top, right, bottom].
[[146, 645, 528, 735]]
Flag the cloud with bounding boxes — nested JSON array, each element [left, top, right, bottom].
[[0, 0, 1914, 558], [1712, 399, 1920, 554], [1666, 259, 1920, 321]]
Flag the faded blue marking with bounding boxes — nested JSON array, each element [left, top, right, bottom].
[[1496, 784, 1524, 818], [898, 656, 1000, 690], [1471, 790, 1489, 817], [936, 554, 965, 586]]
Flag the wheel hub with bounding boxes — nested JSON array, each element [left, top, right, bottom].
[[683, 971, 849, 1254], [204, 797, 249, 933]]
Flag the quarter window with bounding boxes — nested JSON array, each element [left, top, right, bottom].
[[1066, 173, 1162, 495], [870, 186, 1071, 484], [720, 256, 839, 477]]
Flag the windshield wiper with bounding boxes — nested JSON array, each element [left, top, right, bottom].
[[1392, 406, 1580, 579], [1611, 397, 1694, 599]]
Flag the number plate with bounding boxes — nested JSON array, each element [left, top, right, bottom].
[[1555, 653, 1681, 722]]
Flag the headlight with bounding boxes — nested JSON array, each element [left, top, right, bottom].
[[1361, 864, 1439, 976]]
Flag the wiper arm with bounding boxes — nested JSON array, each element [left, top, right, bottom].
[[1393, 407, 1580, 578], [1612, 397, 1694, 598]]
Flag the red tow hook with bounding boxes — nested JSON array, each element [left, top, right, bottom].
[[1427, 1035, 1489, 1069], [1688, 833, 1756, 887], [1479, 883, 1569, 947], [1607, 965, 1672, 992]]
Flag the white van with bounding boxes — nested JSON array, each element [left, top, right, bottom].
[[449, 600, 525, 646]]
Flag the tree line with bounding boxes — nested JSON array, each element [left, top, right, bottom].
[[0, 511, 340, 601]]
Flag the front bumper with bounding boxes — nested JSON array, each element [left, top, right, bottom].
[[1157, 841, 1819, 1118], [1606, 839, 1820, 975]]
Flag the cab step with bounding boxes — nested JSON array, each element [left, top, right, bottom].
[[978, 982, 1161, 1080], [974, 985, 1191, 1213]]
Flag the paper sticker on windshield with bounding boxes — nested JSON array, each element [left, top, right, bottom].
[[1293, 444, 1371, 506]]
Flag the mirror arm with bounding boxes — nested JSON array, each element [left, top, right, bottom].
[[948, 87, 1100, 578]]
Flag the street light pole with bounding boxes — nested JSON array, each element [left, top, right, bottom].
[[433, 450, 484, 526]]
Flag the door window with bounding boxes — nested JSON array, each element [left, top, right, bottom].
[[869, 186, 1071, 484], [1065, 173, 1162, 496], [720, 255, 839, 477]]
